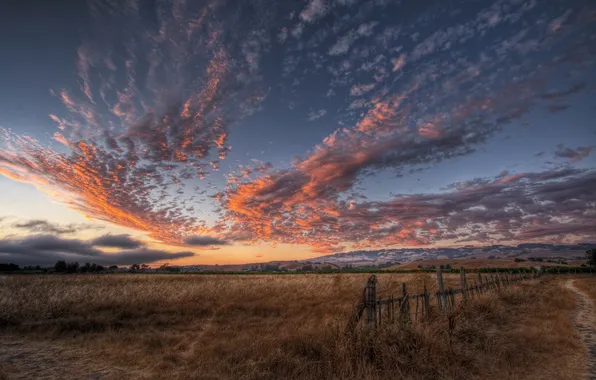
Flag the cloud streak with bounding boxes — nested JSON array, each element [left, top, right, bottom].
[[91, 234, 144, 249], [0, 234, 194, 266], [12, 219, 101, 235], [183, 235, 228, 246]]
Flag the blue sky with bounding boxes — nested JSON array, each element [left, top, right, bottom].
[[0, 0, 595, 265]]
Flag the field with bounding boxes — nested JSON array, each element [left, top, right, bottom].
[[0, 273, 594, 380]]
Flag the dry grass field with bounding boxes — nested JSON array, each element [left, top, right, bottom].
[[573, 276, 596, 304], [0, 273, 590, 380]]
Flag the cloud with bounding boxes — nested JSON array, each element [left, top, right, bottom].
[[183, 235, 228, 246], [391, 54, 406, 72], [223, 152, 596, 249], [0, 235, 103, 257], [0, 235, 194, 266], [12, 219, 99, 235], [0, 0, 267, 244], [1, 0, 595, 254], [218, 0, 595, 252], [299, 0, 329, 23], [350, 83, 376, 96], [307, 109, 328, 121], [329, 31, 359, 55], [91, 234, 144, 249], [554, 144, 592, 161]]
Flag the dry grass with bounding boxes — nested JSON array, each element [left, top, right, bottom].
[[572, 275, 596, 303], [0, 274, 585, 380]]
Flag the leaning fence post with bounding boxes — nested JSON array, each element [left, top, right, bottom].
[[365, 275, 377, 329]]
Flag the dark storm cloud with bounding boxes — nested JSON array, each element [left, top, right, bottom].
[[91, 234, 144, 249], [183, 235, 228, 246], [0, 235, 195, 266], [0, 235, 102, 257]]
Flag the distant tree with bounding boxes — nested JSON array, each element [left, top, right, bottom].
[[141, 264, 149, 270], [84, 263, 104, 272], [80, 262, 92, 273], [130, 264, 140, 272], [439, 265, 445, 270], [0, 263, 20, 271], [108, 265, 118, 270], [159, 263, 170, 270], [587, 249, 596, 266], [65, 262, 79, 273], [445, 264, 452, 270], [514, 258, 526, 263], [54, 260, 67, 273]]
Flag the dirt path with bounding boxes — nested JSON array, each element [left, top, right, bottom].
[[564, 279, 596, 380]]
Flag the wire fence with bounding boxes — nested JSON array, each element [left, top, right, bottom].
[[345, 267, 572, 332]]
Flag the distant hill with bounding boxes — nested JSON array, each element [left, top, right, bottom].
[[305, 243, 594, 267], [170, 243, 594, 272]]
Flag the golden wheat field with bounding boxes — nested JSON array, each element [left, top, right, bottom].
[[0, 274, 593, 380]]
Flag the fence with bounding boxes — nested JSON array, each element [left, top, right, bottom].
[[347, 268, 543, 331]]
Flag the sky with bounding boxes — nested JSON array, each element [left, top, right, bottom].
[[0, 0, 595, 266]]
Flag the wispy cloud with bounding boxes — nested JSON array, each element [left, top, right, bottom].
[[307, 109, 328, 121], [554, 144, 593, 162], [12, 219, 101, 235]]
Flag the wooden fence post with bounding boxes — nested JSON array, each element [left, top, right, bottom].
[[424, 284, 431, 318], [365, 275, 377, 329], [460, 267, 468, 301], [401, 283, 410, 325], [437, 267, 445, 311], [415, 295, 419, 321]]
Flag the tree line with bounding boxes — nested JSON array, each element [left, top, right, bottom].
[[1, 249, 595, 273]]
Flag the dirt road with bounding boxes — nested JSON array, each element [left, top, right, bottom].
[[564, 279, 596, 380]]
